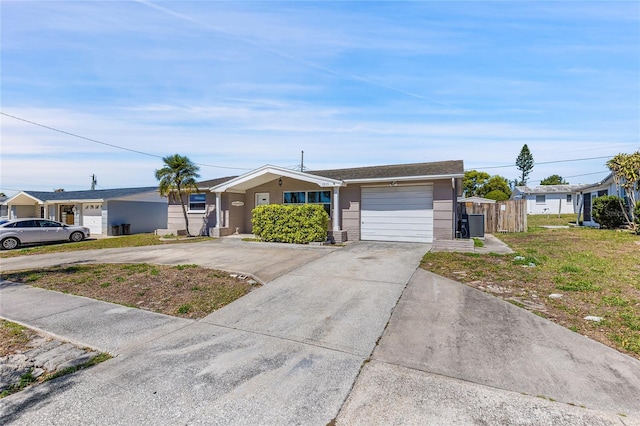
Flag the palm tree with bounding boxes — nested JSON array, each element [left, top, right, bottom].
[[155, 154, 200, 236]]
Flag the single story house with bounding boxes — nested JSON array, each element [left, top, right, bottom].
[[573, 174, 631, 227], [511, 184, 587, 215], [0, 194, 8, 219], [2, 187, 167, 236], [165, 160, 464, 243]]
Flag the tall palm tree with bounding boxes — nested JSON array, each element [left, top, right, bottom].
[[155, 154, 200, 236]]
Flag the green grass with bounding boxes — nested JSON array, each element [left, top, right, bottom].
[[472, 238, 484, 248], [0, 233, 210, 258]]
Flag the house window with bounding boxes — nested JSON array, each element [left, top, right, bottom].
[[188, 193, 206, 212], [283, 190, 331, 215], [597, 190, 607, 197], [283, 191, 306, 204], [566, 194, 572, 202], [536, 195, 545, 204]]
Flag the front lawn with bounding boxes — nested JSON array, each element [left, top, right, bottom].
[[1, 263, 259, 319], [422, 215, 640, 359]]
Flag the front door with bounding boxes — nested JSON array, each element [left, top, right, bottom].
[[256, 193, 270, 206], [583, 194, 592, 222], [60, 205, 75, 225]]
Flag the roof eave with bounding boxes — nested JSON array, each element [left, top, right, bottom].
[[343, 173, 464, 184]]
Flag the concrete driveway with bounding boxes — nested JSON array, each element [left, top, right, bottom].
[[0, 238, 335, 283], [2, 240, 639, 425], [0, 240, 429, 425], [336, 269, 640, 425]]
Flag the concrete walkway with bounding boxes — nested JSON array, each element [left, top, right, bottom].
[[0, 241, 428, 425]]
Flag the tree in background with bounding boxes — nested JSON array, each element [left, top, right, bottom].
[[463, 171, 511, 200], [155, 154, 201, 237], [540, 174, 568, 185], [515, 144, 534, 185], [478, 175, 512, 200], [463, 170, 490, 196], [606, 150, 640, 231]]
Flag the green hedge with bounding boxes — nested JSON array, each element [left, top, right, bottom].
[[592, 195, 626, 229], [251, 204, 329, 244]]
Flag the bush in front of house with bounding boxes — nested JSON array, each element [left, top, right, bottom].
[[592, 195, 626, 229], [251, 204, 328, 244], [635, 201, 640, 234]]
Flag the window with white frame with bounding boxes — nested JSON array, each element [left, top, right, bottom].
[[283, 190, 331, 215], [189, 193, 206, 212], [566, 194, 572, 202], [535, 195, 545, 204]]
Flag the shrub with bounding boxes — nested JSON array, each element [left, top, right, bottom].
[[592, 195, 626, 229], [484, 190, 509, 201], [252, 204, 328, 244], [635, 201, 640, 234]]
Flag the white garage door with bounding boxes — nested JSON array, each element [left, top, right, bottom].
[[83, 204, 103, 235], [361, 185, 433, 243]]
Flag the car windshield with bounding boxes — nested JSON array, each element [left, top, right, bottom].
[[0, 220, 8, 226]]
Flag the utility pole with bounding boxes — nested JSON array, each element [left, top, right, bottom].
[[91, 174, 97, 190], [300, 150, 304, 172]]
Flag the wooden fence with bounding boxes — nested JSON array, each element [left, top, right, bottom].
[[459, 199, 527, 233]]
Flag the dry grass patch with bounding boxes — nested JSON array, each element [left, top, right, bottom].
[[0, 320, 39, 357], [2, 263, 260, 319], [422, 215, 640, 359]]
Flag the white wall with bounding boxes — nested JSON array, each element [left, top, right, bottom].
[[526, 193, 576, 215]]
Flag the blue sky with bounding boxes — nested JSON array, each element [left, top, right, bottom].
[[1, 1, 639, 196]]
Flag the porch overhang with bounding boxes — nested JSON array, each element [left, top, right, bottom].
[[209, 164, 344, 194], [5, 192, 44, 205]]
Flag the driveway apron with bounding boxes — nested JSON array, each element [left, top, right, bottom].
[[336, 269, 640, 424], [0, 241, 429, 425]]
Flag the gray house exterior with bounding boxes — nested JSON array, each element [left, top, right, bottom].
[[2, 187, 167, 236], [165, 160, 464, 243], [573, 174, 632, 227]]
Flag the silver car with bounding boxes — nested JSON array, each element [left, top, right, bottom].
[[0, 218, 90, 250]]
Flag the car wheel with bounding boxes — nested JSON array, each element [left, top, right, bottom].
[[1, 237, 20, 250], [70, 232, 85, 242]]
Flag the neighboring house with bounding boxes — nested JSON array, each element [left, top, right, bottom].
[[2, 187, 167, 236], [574, 174, 630, 227], [0, 195, 8, 219], [512, 184, 587, 215], [165, 160, 464, 243]]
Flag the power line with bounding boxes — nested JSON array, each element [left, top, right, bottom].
[[1, 112, 252, 171], [528, 170, 610, 184], [467, 155, 614, 171]]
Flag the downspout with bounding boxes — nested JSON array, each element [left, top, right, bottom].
[[452, 177, 456, 240]]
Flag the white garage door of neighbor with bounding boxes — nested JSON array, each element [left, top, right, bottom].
[[361, 185, 433, 243], [83, 206, 102, 235]]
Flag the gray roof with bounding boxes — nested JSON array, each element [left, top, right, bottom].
[[23, 187, 158, 202], [196, 176, 237, 188], [515, 184, 589, 194], [308, 160, 464, 181]]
